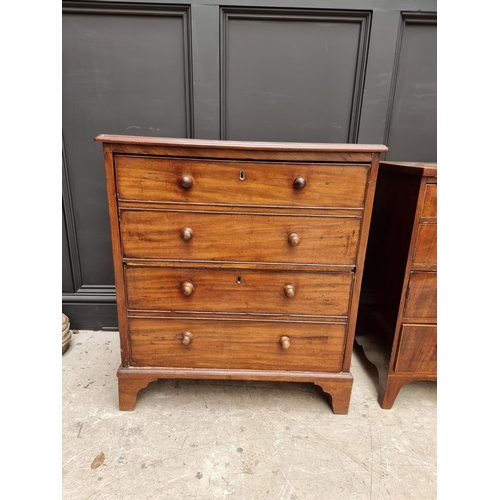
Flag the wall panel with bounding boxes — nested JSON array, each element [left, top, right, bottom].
[[384, 13, 437, 161], [221, 8, 370, 142], [62, 1, 192, 327]]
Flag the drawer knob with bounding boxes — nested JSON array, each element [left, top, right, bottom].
[[280, 336, 291, 350], [181, 332, 193, 346], [293, 176, 306, 190], [181, 227, 194, 241], [288, 232, 301, 247], [181, 175, 193, 189], [180, 281, 195, 296], [284, 285, 295, 298]]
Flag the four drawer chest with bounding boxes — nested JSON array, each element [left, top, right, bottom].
[[355, 161, 437, 408], [96, 135, 388, 414]]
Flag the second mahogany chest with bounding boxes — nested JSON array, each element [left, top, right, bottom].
[[355, 161, 437, 408]]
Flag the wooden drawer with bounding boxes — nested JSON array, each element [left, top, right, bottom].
[[126, 267, 352, 317], [128, 317, 347, 372], [115, 155, 369, 208], [412, 223, 437, 268], [120, 209, 361, 266], [394, 324, 437, 374], [421, 183, 437, 219], [403, 272, 437, 320]]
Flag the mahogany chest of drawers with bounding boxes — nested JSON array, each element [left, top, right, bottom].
[[96, 135, 387, 413], [355, 161, 437, 408]]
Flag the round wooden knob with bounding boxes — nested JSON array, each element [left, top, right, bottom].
[[180, 281, 195, 296], [288, 232, 301, 247], [181, 332, 193, 346], [280, 336, 291, 350], [181, 227, 194, 241], [293, 177, 306, 190], [284, 285, 295, 298], [181, 175, 193, 189]]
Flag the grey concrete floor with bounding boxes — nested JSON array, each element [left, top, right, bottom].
[[62, 330, 436, 500]]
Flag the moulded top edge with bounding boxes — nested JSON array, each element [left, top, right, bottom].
[[380, 161, 437, 178], [94, 134, 389, 153]]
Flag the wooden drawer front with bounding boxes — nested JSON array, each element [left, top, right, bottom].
[[394, 324, 437, 374], [128, 317, 346, 372], [120, 210, 360, 266], [126, 267, 352, 317], [403, 272, 437, 320], [412, 223, 437, 268], [115, 155, 369, 208], [421, 183, 437, 219]]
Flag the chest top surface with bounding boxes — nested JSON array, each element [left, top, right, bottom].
[[379, 161, 437, 179]]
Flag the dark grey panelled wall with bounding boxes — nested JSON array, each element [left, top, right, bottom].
[[221, 9, 370, 143], [384, 12, 437, 161], [62, 0, 437, 329]]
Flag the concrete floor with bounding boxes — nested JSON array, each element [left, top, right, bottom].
[[62, 330, 436, 500]]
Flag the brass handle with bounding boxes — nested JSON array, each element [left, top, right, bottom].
[[288, 232, 301, 247], [181, 332, 193, 346], [284, 285, 295, 298], [280, 336, 291, 350], [293, 177, 306, 190], [180, 281, 195, 296], [181, 175, 193, 189], [181, 227, 194, 241]]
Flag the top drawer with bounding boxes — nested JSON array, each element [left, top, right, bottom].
[[115, 155, 369, 209], [421, 183, 437, 219]]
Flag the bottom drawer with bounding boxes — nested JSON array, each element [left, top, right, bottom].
[[128, 317, 346, 372], [394, 324, 437, 374]]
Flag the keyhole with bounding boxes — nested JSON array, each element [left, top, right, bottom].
[[237, 276, 242, 284], [239, 170, 245, 181]]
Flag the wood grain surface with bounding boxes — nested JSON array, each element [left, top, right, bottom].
[[128, 317, 347, 372], [394, 324, 437, 373], [125, 266, 353, 317], [120, 209, 361, 266], [403, 272, 437, 320], [116, 155, 369, 208]]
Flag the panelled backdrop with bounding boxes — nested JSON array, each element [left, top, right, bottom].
[[62, 0, 437, 328]]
